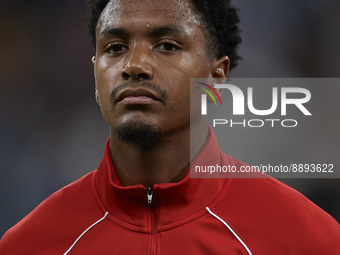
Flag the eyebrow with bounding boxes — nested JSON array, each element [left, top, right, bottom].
[[150, 25, 183, 36], [99, 25, 185, 38], [99, 27, 128, 38]]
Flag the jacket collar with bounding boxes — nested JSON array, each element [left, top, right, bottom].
[[94, 127, 229, 228]]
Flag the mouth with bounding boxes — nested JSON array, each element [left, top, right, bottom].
[[116, 88, 161, 104]]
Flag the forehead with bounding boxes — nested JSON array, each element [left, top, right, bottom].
[[97, 0, 204, 36]]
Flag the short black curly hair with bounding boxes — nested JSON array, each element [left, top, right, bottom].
[[86, 0, 242, 70]]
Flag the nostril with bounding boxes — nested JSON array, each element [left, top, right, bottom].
[[137, 73, 149, 80], [121, 62, 153, 80], [122, 72, 150, 81], [122, 72, 130, 80]]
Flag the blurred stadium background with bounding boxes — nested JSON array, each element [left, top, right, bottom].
[[1, 0, 339, 236]]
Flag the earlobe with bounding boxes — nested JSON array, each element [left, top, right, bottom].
[[91, 56, 96, 66]]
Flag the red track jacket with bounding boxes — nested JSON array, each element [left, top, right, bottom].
[[1, 128, 339, 254]]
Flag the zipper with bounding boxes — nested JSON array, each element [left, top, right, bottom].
[[147, 186, 157, 255], [147, 186, 153, 204]]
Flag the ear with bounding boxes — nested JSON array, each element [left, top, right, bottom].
[[92, 56, 101, 106], [211, 55, 230, 80], [95, 89, 101, 106], [207, 56, 230, 103]]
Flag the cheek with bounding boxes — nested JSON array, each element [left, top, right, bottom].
[[95, 60, 123, 86], [164, 53, 210, 112], [176, 51, 211, 79], [94, 63, 117, 122], [95, 60, 124, 102], [168, 55, 210, 107], [167, 87, 191, 124]]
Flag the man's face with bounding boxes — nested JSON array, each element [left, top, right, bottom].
[[93, 0, 217, 142]]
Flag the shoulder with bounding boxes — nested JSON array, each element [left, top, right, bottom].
[[214, 154, 340, 254], [0, 171, 102, 254]]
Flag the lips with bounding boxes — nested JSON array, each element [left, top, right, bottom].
[[116, 88, 160, 104]]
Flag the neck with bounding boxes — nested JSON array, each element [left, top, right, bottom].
[[109, 124, 208, 187]]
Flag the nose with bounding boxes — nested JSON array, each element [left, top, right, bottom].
[[121, 44, 153, 81]]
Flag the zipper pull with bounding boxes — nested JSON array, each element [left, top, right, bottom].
[[147, 186, 153, 204]]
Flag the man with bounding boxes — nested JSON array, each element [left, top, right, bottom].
[[0, 0, 339, 254]]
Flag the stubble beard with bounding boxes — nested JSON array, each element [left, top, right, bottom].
[[115, 120, 162, 148]]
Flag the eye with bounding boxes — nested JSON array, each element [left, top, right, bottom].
[[163, 43, 176, 51], [157, 42, 181, 52], [105, 43, 127, 54]]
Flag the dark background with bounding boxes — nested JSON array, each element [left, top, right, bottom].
[[1, 0, 339, 236]]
